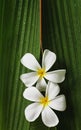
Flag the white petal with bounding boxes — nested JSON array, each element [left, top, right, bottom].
[[41, 106, 59, 127], [49, 95, 66, 111], [46, 82, 60, 100], [42, 49, 56, 71], [23, 87, 44, 102], [45, 69, 66, 83], [36, 78, 47, 91], [25, 103, 43, 122], [21, 53, 41, 71], [20, 72, 39, 87]]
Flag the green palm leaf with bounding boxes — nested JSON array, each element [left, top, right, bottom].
[[43, 0, 81, 130], [0, 0, 81, 130]]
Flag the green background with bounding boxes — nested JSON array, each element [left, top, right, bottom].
[[0, 0, 81, 130]]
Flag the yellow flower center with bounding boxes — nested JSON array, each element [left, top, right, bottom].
[[37, 68, 46, 79], [40, 97, 50, 107]]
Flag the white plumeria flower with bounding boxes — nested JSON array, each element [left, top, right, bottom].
[[20, 49, 66, 90], [23, 82, 66, 127]]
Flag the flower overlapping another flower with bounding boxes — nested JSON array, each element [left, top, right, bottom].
[[23, 82, 66, 127], [20, 49, 66, 127]]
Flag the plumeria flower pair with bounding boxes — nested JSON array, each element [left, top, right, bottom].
[[20, 49, 66, 127]]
